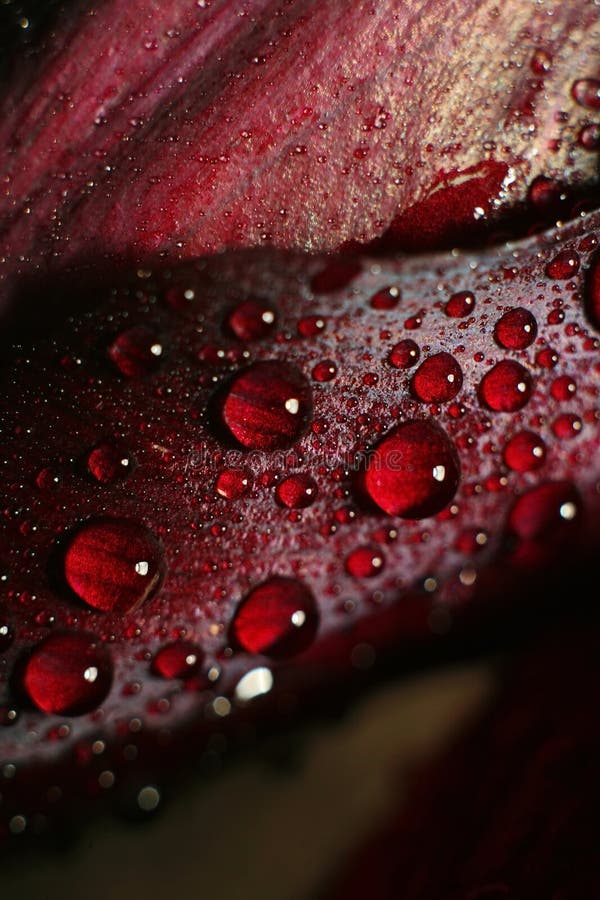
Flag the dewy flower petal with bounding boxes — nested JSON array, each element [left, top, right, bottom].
[[0, 0, 599, 313]]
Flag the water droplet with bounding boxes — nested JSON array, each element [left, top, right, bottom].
[[312, 359, 338, 382], [530, 49, 552, 75], [64, 519, 166, 614], [227, 298, 276, 341], [216, 467, 252, 500], [479, 360, 533, 412], [550, 375, 577, 401], [494, 308, 537, 350], [87, 442, 133, 484], [585, 252, 600, 331], [23, 632, 113, 715], [276, 474, 318, 508], [370, 286, 401, 310], [508, 481, 580, 539], [503, 431, 546, 472], [571, 78, 600, 109], [298, 315, 327, 337], [411, 352, 463, 403], [345, 547, 385, 578], [546, 249, 580, 280], [218, 361, 312, 450], [35, 467, 61, 490], [362, 420, 460, 518], [151, 642, 203, 679], [107, 326, 163, 377], [444, 291, 475, 318], [388, 339, 420, 369], [535, 347, 559, 369], [552, 413, 582, 440], [230, 576, 318, 657], [578, 123, 600, 151]]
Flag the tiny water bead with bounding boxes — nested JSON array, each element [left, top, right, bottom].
[[64, 519, 166, 614], [370, 285, 401, 310], [22, 632, 113, 715], [362, 420, 460, 519], [216, 467, 253, 500], [151, 642, 203, 679], [107, 326, 163, 377], [275, 474, 318, 508], [546, 249, 580, 280], [219, 361, 313, 450], [494, 308, 537, 350], [508, 481, 580, 540], [444, 291, 475, 318], [227, 298, 276, 341], [479, 360, 533, 412], [230, 576, 319, 657], [503, 431, 546, 472], [389, 339, 420, 369], [411, 352, 463, 403], [345, 546, 385, 578], [87, 442, 133, 484], [571, 77, 600, 109]]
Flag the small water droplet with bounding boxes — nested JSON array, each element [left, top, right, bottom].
[[503, 431, 546, 472], [411, 352, 463, 403], [275, 474, 318, 508], [312, 359, 338, 382], [87, 442, 133, 484], [444, 291, 475, 318], [479, 360, 533, 412], [494, 308, 537, 350], [216, 467, 253, 500], [227, 298, 276, 341], [388, 339, 420, 369], [508, 481, 580, 539], [571, 78, 600, 109], [546, 249, 580, 280], [151, 642, 203, 679], [345, 547, 385, 578], [107, 326, 163, 377], [370, 286, 401, 310]]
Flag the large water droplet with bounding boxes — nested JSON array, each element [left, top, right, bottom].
[[411, 352, 463, 403], [218, 361, 312, 450], [230, 576, 318, 657], [23, 632, 113, 715], [479, 360, 533, 412], [494, 308, 537, 350], [362, 420, 460, 518], [64, 519, 166, 614]]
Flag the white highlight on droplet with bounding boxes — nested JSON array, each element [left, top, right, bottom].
[[234, 667, 274, 702]]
